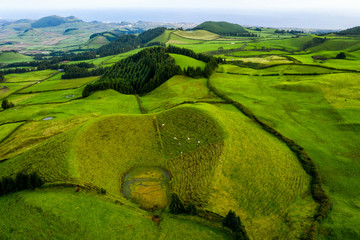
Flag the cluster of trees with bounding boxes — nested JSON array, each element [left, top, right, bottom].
[[61, 66, 108, 79], [275, 29, 304, 34], [1, 51, 97, 71], [222, 210, 249, 240], [82, 46, 222, 97], [96, 27, 166, 57], [1, 99, 15, 109], [168, 193, 249, 240], [337, 26, 360, 35], [0, 72, 3, 81], [0, 67, 36, 76], [302, 37, 327, 50], [83, 47, 183, 96], [0, 172, 43, 197], [335, 52, 346, 59], [169, 193, 197, 215]]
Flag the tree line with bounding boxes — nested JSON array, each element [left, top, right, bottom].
[[169, 193, 249, 240], [274, 29, 304, 34], [0, 172, 43, 197], [82, 46, 223, 97], [61, 65, 109, 79], [96, 27, 166, 57]]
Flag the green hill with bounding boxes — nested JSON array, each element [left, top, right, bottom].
[[193, 21, 248, 36], [0, 99, 316, 239], [0, 51, 33, 64], [338, 26, 360, 35], [31, 15, 82, 28]]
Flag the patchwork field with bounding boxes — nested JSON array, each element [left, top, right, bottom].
[[1, 26, 360, 240]]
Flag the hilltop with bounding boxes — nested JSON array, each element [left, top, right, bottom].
[[338, 26, 360, 35], [31, 15, 82, 28], [193, 21, 248, 36]]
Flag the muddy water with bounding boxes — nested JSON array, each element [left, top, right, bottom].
[[122, 166, 170, 211]]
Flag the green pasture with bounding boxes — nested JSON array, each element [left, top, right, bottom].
[[210, 71, 360, 239], [0, 188, 229, 240], [18, 76, 99, 93], [0, 51, 33, 64], [0, 82, 35, 100], [7, 87, 84, 105], [150, 29, 174, 43], [0, 122, 24, 142], [170, 53, 206, 70], [141, 75, 221, 112], [4, 70, 59, 83], [172, 30, 220, 41]]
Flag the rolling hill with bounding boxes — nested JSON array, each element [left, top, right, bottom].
[[338, 26, 360, 35], [193, 21, 248, 35], [31, 15, 82, 28]]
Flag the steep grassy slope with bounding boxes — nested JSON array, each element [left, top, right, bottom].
[[210, 69, 360, 239], [0, 188, 229, 239], [0, 52, 33, 64], [170, 53, 206, 70], [141, 75, 221, 112], [0, 96, 316, 240], [194, 104, 316, 240]]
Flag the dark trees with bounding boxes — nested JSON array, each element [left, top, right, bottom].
[[1, 99, 14, 109], [335, 52, 346, 59], [0, 172, 43, 197], [222, 210, 249, 240], [169, 193, 185, 214]]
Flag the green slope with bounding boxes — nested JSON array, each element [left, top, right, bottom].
[[193, 21, 248, 35], [210, 68, 360, 240], [0, 52, 33, 64]]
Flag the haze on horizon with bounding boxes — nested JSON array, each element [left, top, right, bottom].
[[1, 0, 359, 29]]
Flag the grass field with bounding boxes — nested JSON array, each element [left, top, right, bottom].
[[0, 51, 33, 64], [210, 71, 360, 239], [0, 188, 229, 239], [170, 53, 206, 70], [172, 30, 220, 41], [0, 122, 24, 142], [7, 87, 84, 105], [0, 82, 36, 100], [141, 75, 221, 112], [1, 29, 360, 240], [4, 70, 59, 83], [18, 76, 99, 93], [150, 29, 174, 44]]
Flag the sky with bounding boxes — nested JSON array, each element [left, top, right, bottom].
[[1, 0, 359, 29]]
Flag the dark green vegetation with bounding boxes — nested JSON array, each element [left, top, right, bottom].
[[1, 20, 360, 240], [83, 46, 221, 96], [0, 172, 43, 196], [337, 26, 360, 35], [193, 21, 251, 36]]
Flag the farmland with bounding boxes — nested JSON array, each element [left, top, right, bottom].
[[0, 20, 360, 240]]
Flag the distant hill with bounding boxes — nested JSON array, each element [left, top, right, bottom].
[[338, 26, 360, 35], [20, 28, 42, 37], [193, 21, 248, 36], [31, 15, 82, 28], [89, 32, 119, 42]]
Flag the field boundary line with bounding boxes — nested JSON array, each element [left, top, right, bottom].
[[0, 121, 26, 145], [207, 75, 332, 240]]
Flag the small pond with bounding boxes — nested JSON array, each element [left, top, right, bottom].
[[42, 117, 54, 121], [122, 166, 170, 211]]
